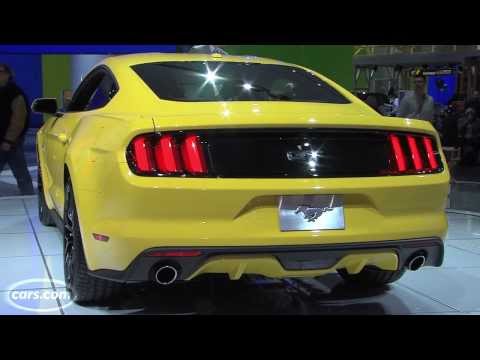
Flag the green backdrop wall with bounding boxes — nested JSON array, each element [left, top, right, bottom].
[[41, 55, 71, 123], [41, 55, 71, 100], [222, 45, 354, 89]]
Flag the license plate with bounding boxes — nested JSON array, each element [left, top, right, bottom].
[[279, 195, 345, 232]]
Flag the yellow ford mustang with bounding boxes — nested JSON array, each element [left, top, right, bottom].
[[32, 53, 449, 304]]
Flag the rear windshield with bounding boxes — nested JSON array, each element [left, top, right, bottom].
[[131, 61, 350, 103]]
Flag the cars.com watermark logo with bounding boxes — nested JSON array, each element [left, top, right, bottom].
[[6, 278, 74, 313]]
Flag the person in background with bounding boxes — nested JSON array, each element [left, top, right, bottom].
[[391, 97, 400, 116], [397, 71, 435, 122], [387, 87, 399, 116], [465, 90, 480, 116], [0, 63, 34, 195], [365, 94, 379, 113], [458, 107, 480, 166], [441, 100, 460, 147]]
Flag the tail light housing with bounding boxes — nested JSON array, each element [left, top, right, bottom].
[[180, 134, 207, 175], [388, 134, 407, 172], [154, 134, 183, 174], [127, 132, 208, 176], [131, 136, 155, 173], [387, 133, 442, 175], [422, 136, 439, 170], [127, 130, 443, 177]]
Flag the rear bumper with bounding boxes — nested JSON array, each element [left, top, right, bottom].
[[77, 165, 449, 272], [89, 237, 443, 283]]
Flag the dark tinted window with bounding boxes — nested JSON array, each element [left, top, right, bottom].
[[132, 61, 350, 103]]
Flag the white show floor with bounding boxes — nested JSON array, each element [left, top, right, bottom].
[[1, 196, 480, 315]]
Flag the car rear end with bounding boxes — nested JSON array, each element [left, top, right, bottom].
[[79, 55, 449, 284]]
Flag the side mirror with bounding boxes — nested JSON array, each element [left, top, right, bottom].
[[31, 98, 58, 114]]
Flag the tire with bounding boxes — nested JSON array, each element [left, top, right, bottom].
[[63, 178, 123, 305], [338, 266, 406, 287], [37, 170, 54, 226]]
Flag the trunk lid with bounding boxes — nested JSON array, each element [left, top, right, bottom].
[[150, 102, 436, 135]]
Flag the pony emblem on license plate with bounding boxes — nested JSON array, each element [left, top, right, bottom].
[[279, 195, 345, 231]]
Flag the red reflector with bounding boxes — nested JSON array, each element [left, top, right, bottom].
[[406, 135, 424, 171], [154, 134, 182, 173], [389, 134, 407, 172], [132, 136, 154, 172], [181, 134, 207, 175], [93, 233, 109, 242], [146, 250, 202, 257], [423, 136, 439, 169]]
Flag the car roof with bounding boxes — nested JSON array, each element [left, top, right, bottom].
[[102, 52, 292, 68]]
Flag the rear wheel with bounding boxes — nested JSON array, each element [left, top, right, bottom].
[[63, 178, 123, 305], [338, 266, 405, 287], [37, 170, 54, 226]]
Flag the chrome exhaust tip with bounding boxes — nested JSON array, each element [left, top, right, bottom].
[[154, 265, 179, 285], [407, 254, 426, 271]]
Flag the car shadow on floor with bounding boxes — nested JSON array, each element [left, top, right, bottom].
[[85, 274, 408, 315]]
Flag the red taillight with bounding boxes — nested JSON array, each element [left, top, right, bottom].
[[154, 134, 183, 174], [389, 134, 407, 172], [129, 133, 207, 176], [132, 136, 154, 172], [181, 134, 207, 175], [423, 136, 439, 170], [388, 133, 441, 174], [406, 135, 424, 171], [146, 250, 202, 257]]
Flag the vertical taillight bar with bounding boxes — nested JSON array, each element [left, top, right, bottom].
[[181, 134, 207, 175], [154, 134, 183, 174], [406, 135, 424, 171], [389, 134, 407, 172], [422, 136, 439, 170], [132, 136, 154, 172]]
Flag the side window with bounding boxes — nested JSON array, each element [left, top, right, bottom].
[[85, 74, 117, 111], [67, 68, 118, 112]]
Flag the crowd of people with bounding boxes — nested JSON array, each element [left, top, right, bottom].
[[435, 90, 480, 166], [362, 71, 480, 167]]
